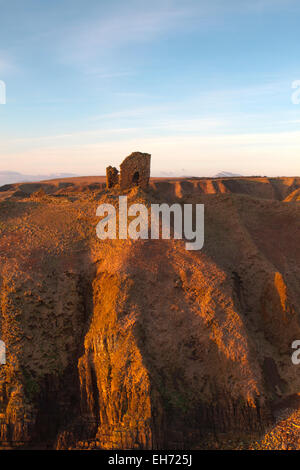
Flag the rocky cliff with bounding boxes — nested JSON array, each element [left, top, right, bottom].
[[0, 176, 299, 449]]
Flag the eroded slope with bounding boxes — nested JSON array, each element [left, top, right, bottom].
[[0, 177, 299, 449]]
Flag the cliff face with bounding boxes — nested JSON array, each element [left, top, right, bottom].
[[0, 177, 300, 449]]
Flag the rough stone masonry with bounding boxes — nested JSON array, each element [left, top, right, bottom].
[[106, 151, 151, 190]]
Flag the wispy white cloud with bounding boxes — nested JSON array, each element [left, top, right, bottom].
[[89, 104, 174, 121], [0, 55, 15, 74], [1, 116, 226, 147], [59, 3, 193, 65], [89, 80, 288, 120], [189, 81, 289, 108], [1, 128, 300, 176], [243, 0, 297, 12], [112, 92, 149, 98], [64, 0, 297, 64], [83, 68, 134, 79]]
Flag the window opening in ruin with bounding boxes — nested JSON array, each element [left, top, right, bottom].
[[132, 171, 140, 185]]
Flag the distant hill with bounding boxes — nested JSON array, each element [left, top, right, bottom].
[[0, 171, 76, 186], [215, 171, 242, 178]]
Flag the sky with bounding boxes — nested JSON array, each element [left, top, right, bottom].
[[0, 0, 300, 177]]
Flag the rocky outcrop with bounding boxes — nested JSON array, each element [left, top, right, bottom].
[[0, 177, 299, 449], [106, 167, 119, 189]]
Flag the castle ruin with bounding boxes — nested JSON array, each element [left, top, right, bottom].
[[106, 151, 151, 190]]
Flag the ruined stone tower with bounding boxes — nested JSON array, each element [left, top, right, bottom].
[[106, 151, 151, 190], [106, 166, 119, 189]]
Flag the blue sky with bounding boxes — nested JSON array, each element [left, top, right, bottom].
[[0, 0, 300, 176]]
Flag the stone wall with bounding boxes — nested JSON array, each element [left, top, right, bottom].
[[119, 152, 151, 190], [106, 166, 119, 188]]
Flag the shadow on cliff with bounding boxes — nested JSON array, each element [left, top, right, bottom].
[[128, 245, 270, 449], [29, 255, 97, 449]]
